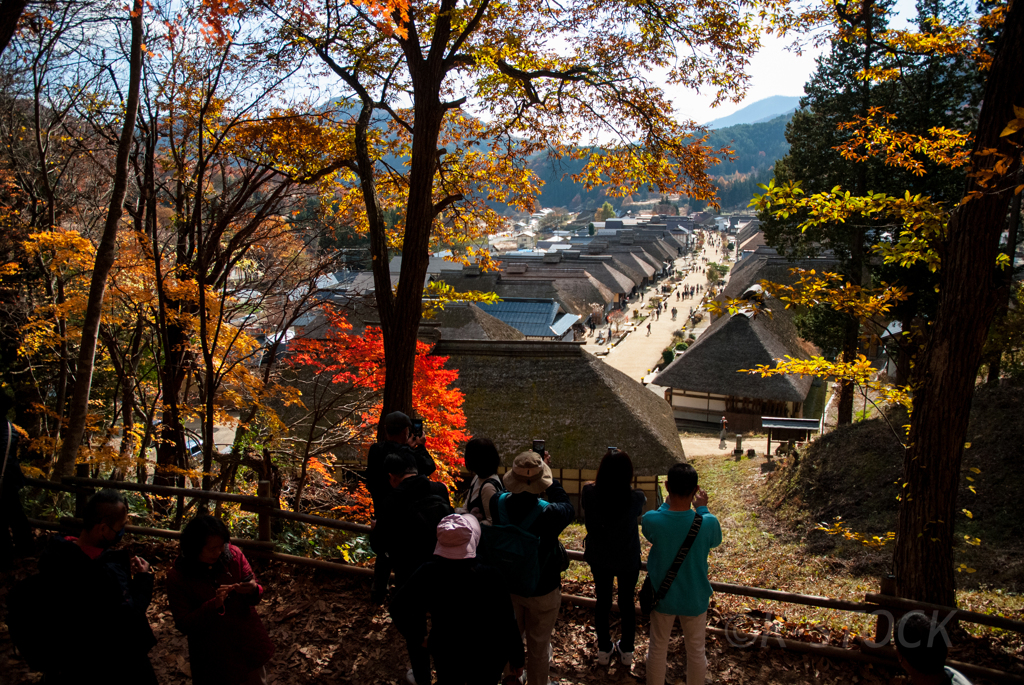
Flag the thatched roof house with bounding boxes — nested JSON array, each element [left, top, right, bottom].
[[653, 306, 817, 431], [435, 339, 685, 475]]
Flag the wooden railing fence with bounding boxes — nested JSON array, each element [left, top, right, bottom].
[[14, 476, 1024, 684]]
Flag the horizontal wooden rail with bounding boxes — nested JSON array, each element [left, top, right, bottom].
[[32, 517, 277, 552], [61, 476, 272, 506], [561, 593, 1024, 684], [565, 549, 881, 616], [23, 477, 86, 494], [24, 477, 1024, 638], [256, 507, 371, 535], [865, 593, 1024, 635]]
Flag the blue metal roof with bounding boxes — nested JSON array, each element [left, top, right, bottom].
[[477, 299, 575, 338]]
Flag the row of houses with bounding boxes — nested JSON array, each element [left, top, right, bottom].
[[653, 224, 835, 432]]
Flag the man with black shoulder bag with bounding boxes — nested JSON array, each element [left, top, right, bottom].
[[641, 463, 722, 685]]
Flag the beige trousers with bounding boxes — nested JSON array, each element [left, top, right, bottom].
[[646, 610, 707, 685], [511, 588, 561, 685]]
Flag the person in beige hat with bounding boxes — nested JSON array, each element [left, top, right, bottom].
[[488, 449, 575, 685], [392, 514, 525, 684]]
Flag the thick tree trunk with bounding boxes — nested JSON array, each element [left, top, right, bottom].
[[0, 0, 25, 58], [984, 179, 1022, 384], [893, 0, 1024, 606], [53, 2, 143, 478]]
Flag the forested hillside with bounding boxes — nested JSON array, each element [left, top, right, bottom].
[[533, 113, 792, 212]]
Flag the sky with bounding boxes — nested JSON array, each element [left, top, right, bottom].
[[674, 0, 920, 126], [671, 33, 825, 125]]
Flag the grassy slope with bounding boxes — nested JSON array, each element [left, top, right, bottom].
[[762, 382, 1024, 591]]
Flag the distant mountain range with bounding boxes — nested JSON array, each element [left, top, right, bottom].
[[532, 111, 795, 210], [704, 95, 801, 129]]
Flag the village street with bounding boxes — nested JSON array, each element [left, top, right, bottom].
[[583, 231, 733, 388]]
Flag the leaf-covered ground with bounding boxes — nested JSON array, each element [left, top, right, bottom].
[[0, 546, 908, 684], [2, 417, 1023, 683]]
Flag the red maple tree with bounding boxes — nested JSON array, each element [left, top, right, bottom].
[[286, 305, 467, 521]]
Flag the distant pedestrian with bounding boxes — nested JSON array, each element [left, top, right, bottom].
[[671, 308, 677, 320], [646, 322, 651, 336]]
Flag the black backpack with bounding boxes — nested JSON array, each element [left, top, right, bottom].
[[6, 572, 61, 671], [392, 491, 452, 561]]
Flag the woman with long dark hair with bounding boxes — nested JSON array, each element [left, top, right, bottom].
[[581, 449, 646, 667], [462, 437, 504, 524], [167, 515, 275, 684]]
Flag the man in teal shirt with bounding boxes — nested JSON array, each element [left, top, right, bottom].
[[642, 463, 722, 685]]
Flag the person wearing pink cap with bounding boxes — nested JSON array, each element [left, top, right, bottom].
[[392, 513, 525, 685]]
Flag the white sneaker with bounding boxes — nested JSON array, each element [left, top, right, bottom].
[[405, 669, 418, 685], [615, 640, 633, 666], [597, 646, 614, 666]]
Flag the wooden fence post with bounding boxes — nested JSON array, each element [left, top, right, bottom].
[[257, 480, 272, 542], [874, 574, 897, 646]]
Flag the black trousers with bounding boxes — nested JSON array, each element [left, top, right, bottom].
[[0, 483, 32, 566], [591, 564, 640, 653]]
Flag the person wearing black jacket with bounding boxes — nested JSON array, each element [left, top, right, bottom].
[[38, 489, 157, 684], [375, 453, 452, 685], [581, 449, 646, 668], [365, 411, 436, 603], [0, 393, 32, 569], [392, 513, 525, 685], [488, 450, 575, 685]]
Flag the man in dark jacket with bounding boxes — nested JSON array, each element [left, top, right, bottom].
[[39, 488, 157, 684], [392, 513, 525, 685], [0, 393, 32, 569], [488, 450, 575, 685], [365, 411, 436, 602], [375, 453, 452, 685]]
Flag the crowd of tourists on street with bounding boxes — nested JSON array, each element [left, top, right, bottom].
[[0, 402, 972, 684]]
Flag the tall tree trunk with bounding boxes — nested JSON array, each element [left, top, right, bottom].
[[893, 0, 1024, 606], [53, 1, 143, 478], [984, 177, 1022, 384], [0, 0, 25, 58]]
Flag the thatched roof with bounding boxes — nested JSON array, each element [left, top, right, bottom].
[[721, 255, 840, 302], [735, 221, 762, 246], [420, 303, 526, 342], [634, 236, 676, 262], [435, 268, 609, 319], [652, 308, 815, 403], [549, 273, 615, 315], [740, 232, 767, 252], [434, 340, 686, 474], [577, 257, 638, 293]]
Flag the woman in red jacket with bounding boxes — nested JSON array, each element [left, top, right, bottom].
[[167, 515, 275, 684]]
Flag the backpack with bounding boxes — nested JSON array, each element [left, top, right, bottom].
[[392, 491, 453, 562], [6, 572, 61, 671], [478, 493, 549, 596], [465, 475, 504, 518]]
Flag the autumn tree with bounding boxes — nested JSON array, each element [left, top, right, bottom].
[[56, 0, 143, 478], [283, 305, 468, 516], [743, 0, 1024, 606], [595, 201, 617, 222], [250, 0, 789, 424]]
